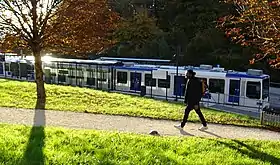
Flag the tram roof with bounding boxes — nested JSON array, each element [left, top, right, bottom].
[[27, 56, 123, 66], [128, 64, 270, 79], [97, 57, 171, 63], [55, 58, 122, 65], [22, 56, 270, 79]]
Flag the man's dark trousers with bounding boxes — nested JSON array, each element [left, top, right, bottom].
[[181, 103, 207, 128]]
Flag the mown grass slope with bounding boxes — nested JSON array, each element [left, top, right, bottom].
[[0, 124, 279, 165], [0, 79, 260, 127]]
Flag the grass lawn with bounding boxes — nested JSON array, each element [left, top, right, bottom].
[[0, 79, 260, 127], [0, 124, 280, 165]]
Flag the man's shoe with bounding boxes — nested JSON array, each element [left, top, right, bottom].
[[198, 125, 208, 131], [174, 124, 183, 130]]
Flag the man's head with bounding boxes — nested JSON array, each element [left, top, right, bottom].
[[185, 69, 196, 79]]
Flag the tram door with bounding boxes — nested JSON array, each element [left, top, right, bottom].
[[130, 72, 141, 91], [0, 63, 3, 75], [173, 75, 185, 97], [228, 79, 240, 104]]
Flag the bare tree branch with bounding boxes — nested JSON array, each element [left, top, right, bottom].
[[2, 0, 33, 39], [12, 0, 33, 34], [38, 0, 63, 37], [0, 0, 63, 48]]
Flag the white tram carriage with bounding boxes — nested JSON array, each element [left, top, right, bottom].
[[113, 63, 270, 109]]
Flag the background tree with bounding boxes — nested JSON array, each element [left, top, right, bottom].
[[47, 0, 120, 56], [0, 34, 22, 53], [112, 11, 165, 57], [109, 0, 136, 18], [157, 0, 240, 65], [0, 34, 31, 56], [102, 0, 280, 81], [105, 0, 255, 68], [218, 0, 280, 68]]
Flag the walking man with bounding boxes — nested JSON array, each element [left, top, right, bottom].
[[174, 69, 208, 131]]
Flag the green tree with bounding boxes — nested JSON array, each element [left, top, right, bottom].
[[108, 0, 135, 18], [113, 12, 164, 57], [156, 0, 255, 68]]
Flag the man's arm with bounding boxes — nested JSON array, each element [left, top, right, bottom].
[[184, 87, 188, 104], [193, 79, 203, 103], [199, 80, 203, 98], [184, 79, 188, 104]]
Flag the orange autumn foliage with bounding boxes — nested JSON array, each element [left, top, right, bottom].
[[0, 0, 120, 57], [45, 0, 120, 56], [0, 0, 119, 109], [0, 34, 28, 53], [218, 0, 280, 68]]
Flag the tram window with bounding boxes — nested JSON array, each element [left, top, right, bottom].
[[0, 55, 4, 62], [98, 71, 106, 82], [209, 79, 225, 93], [87, 78, 96, 86], [5, 63, 10, 71], [198, 77, 207, 82], [117, 71, 127, 84], [246, 81, 261, 99], [198, 78, 208, 86], [158, 75, 171, 88], [198, 78, 208, 93], [98, 78, 107, 82], [76, 68, 83, 78], [145, 74, 156, 87], [262, 78, 269, 99]]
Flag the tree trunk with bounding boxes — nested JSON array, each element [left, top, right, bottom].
[[34, 51, 46, 110]]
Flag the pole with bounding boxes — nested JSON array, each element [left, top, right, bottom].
[[151, 70, 153, 98], [166, 71, 168, 101], [56, 62, 59, 84], [260, 109, 264, 125], [75, 63, 77, 86], [4, 52, 6, 78], [175, 45, 180, 101], [20, 49, 23, 60], [96, 65, 98, 89]]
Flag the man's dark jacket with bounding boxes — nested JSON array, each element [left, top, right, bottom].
[[184, 77, 203, 105]]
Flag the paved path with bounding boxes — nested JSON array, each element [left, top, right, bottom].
[[1, 107, 280, 141]]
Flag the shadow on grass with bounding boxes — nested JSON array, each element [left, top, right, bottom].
[[22, 109, 46, 165], [218, 139, 280, 164]]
